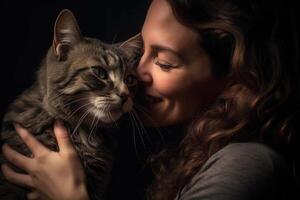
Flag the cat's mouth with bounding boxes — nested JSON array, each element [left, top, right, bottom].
[[87, 105, 123, 124], [109, 107, 122, 112], [88, 99, 133, 124], [92, 104, 123, 113]]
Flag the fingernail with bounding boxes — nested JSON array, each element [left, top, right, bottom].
[[1, 164, 8, 174], [1, 143, 7, 153], [13, 123, 21, 130], [13, 123, 26, 137], [55, 120, 64, 127]]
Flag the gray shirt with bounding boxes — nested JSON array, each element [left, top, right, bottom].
[[175, 142, 294, 200]]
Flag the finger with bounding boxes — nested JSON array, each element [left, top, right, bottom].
[[1, 164, 34, 188], [27, 191, 40, 200], [54, 120, 74, 154], [14, 124, 49, 156], [2, 144, 31, 172]]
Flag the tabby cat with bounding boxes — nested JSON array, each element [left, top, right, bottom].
[[0, 9, 142, 200]]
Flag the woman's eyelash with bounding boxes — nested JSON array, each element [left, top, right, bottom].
[[156, 61, 173, 68], [154, 61, 174, 71]]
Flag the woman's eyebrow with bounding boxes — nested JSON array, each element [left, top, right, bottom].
[[151, 44, 185, 60], [140, 32, 185, 60]]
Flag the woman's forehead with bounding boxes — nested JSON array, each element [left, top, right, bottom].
[[142, 0, 201, 55]]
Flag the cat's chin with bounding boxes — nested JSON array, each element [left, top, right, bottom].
[[122, 99, 133, 113], [99, 112, 123, 124], [88, 99, 133, 124], [86, 107, 123, 125]]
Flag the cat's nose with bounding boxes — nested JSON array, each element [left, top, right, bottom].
[[118, 93, 129, 104]]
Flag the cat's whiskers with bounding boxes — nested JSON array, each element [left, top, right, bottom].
[[104, 104, 110, 120], [65, 102, 92, 121], [65, 98, 110, 121], [92, 115, 101, 143], [133, 104, 161, 127], [133, 104, 166, 146], [131, 109, 152, 149], [90, 110, 97, 132], [60, 97, 91, 109], [128, 112, 140, 158], [106, 105, 119, 129], [48, 94, 91, 117], [85, 105, 107, 147], [130, 111, 147, 151], [71, 107, 91, 136], [48, 90, 69, 102], [87, 109, 98, 145]]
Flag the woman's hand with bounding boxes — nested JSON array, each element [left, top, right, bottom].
[[1, 121, 89, 200]]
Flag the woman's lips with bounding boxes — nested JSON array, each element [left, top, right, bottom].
[[145, 94, 163, 104], [134, 89, 163, 105]]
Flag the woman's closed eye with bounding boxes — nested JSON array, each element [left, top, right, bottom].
[[154, 58, 178, 71]]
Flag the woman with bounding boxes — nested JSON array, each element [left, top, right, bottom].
[[1, 0, 299, 199]]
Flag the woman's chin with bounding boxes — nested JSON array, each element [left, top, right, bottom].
[[138, 112, 169, 128]]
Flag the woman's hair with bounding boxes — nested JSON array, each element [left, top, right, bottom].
[[147, 0, 300, 199]]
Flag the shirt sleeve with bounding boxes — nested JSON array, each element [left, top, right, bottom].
[[176, 142, 286, 200]]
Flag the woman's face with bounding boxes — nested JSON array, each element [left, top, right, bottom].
[[136, 0, 227, 127]]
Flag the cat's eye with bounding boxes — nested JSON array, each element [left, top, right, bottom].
[[125, 74, 137, 86], [91, 66, 108, 80]]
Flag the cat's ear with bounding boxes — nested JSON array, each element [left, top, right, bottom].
[[120, 33, 143, 49], [53, 9, 82, 61], [119, 33, 143, 59]]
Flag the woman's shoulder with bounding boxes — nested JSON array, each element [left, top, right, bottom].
[[177, 142, 292, 200], [209, 142, 285, 168], [198, 142, 287, 181]]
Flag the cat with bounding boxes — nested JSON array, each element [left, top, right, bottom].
[[0, 9, 142, 200]]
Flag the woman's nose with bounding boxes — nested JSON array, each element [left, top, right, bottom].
[[136, 57, 153, 84]]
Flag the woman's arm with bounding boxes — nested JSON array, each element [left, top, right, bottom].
[[1, 122, 90, 200]]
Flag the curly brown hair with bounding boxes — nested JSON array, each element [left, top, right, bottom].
[[147, 0, 300, 200]]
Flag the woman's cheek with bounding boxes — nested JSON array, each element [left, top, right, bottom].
[[154, 72, 189, 96]]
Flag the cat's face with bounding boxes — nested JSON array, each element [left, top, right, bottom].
[[44, 10, 141, 125]]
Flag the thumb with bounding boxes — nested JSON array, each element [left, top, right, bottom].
[[54, 120, 74, 153]]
